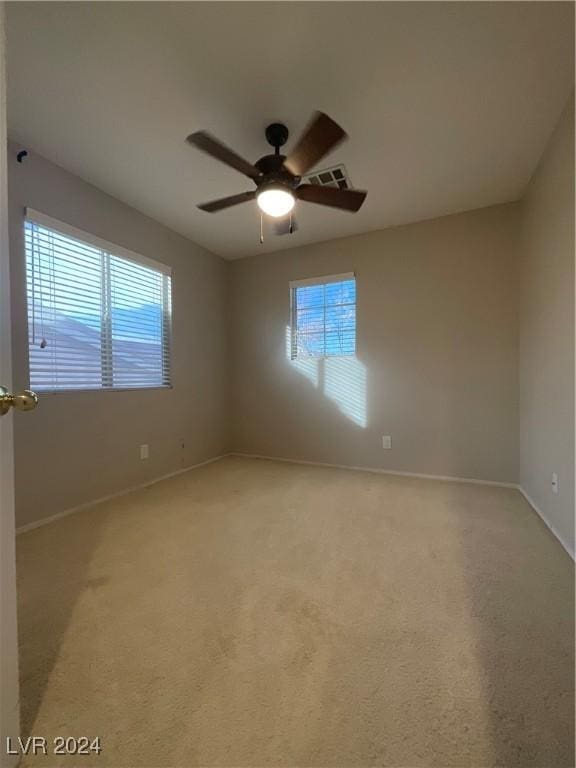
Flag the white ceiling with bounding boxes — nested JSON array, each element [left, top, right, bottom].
[[6, 2, 574, 260]]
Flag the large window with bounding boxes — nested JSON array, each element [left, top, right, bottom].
[[25, 210, 172, 392], [290, 273, 356, 359]]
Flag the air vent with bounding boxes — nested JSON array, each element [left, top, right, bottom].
[[303, 164, 352, 190]]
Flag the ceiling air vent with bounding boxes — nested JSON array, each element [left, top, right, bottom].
[[303, 164, 352, 190]]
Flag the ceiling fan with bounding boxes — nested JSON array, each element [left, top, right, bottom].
[[186, 112, 367, 233]]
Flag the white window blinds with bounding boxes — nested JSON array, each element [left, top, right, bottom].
[[25, 210, 172, 392], [290, 273, 356, 359]]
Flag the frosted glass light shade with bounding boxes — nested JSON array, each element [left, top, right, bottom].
[[257, 188, 295, 218]]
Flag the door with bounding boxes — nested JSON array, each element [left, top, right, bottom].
[[0, 5, 19, 765], [0, 6, 37, 765]]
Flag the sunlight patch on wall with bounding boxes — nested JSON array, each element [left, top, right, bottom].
[[285, 326, 366, 427], [324, 357, 367, 428]]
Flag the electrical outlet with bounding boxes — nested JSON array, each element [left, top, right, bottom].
[[382, 435, 392, 450], [140, 444, 149, 460], [551, 472, 559, 494]]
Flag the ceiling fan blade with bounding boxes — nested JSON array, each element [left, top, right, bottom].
[[283, 112, 347, 177], [187, 131, 261, 180], [197, 191, 256, 213], [273, 216, 298, 236], [297, 184, 367, 212]]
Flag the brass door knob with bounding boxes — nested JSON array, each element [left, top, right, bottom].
[[0, 386, 39, 417]]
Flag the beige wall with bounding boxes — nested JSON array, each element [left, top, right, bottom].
[[519, 94, 575, 556], [229, 203, 520, 484], [9, 143, 228, 528]]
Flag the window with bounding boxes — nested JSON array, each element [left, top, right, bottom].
[[290, 273, 356, 359], [25, 210, 172, 392]]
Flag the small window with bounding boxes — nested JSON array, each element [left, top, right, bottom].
[[25, 210, 172, 392], [290, 273, 356, 359]]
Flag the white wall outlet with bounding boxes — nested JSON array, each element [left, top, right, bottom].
[[382, 435, 392, 450], [551, 472, 559, 494], [140, 444, 149, 460]]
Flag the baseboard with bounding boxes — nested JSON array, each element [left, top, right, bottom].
[[16, 454, 229, 535], [17, 452, 573, 561], [233, 453, 574, 559], [229, 452, 517, 489], [517, 486, 575, 560]]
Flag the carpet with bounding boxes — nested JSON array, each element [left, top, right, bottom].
[[16, 456, 574, 766]]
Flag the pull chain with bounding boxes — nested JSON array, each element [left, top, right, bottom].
[[260, 212, 264, 245]]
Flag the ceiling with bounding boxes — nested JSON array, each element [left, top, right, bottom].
[[6, 2, 574, 260]]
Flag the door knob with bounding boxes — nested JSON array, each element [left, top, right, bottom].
[[0, 386, 39, 417]]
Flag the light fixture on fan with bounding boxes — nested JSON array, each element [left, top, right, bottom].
[[256, 183, 295, 218]]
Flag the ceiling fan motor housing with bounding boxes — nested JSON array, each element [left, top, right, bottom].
[[254, 153, 299, 192]]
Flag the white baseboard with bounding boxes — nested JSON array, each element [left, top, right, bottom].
[[517, 486, 575, 560], [16, 454, 229, 535], [233, 453, 574, 559], [229, 452, 517, 488], [18, 452, 573, 562]]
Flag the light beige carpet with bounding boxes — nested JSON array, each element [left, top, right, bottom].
[[17, 456, 574, 767]]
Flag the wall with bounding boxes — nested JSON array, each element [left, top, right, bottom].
[[519, 94, 575, 556], [229, 203, 520, 484], [9, 143, 228, 529]]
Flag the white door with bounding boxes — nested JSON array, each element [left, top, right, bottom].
[[0, 6, 37, 765], [0, 5, 19, 766]]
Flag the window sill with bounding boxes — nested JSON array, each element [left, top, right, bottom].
[[33, 385, 173, 395], [290, 353, 356, 361]]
